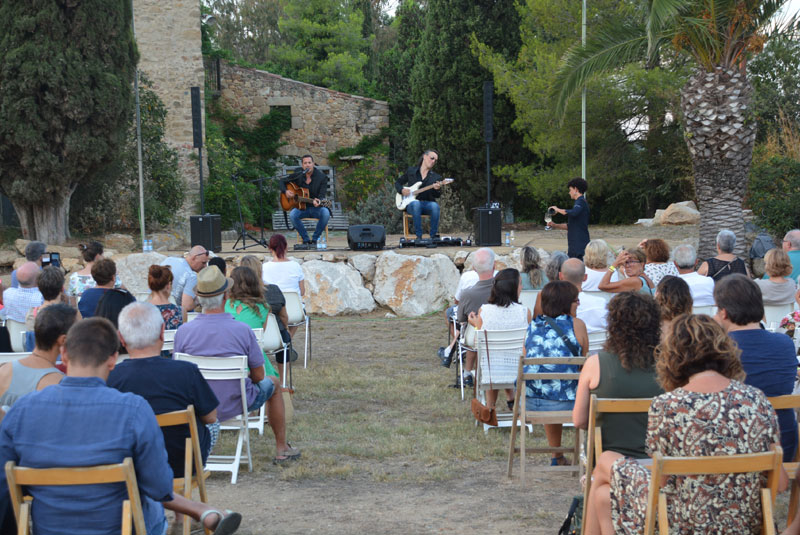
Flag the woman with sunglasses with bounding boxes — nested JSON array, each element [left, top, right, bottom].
[[598, 248, 654, 295]]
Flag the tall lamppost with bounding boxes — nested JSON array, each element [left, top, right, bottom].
[[581, 0, 587, 181]]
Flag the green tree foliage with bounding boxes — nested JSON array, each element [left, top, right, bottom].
[[748, 33, 800, 142], [0, 0, 137, 243], [204, 0, 284, 64], [748, 155, 800, 237], [408, 0, 527, 214]]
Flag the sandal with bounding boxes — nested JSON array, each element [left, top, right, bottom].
[[550, 455, 571, 466], [199, 509, 242, 535], [273, 444, 302, 465]]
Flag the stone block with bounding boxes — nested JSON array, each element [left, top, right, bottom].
[[0, 250, 20, 267], [105, 233, 136, 252], [267, 97, 294, 106], [302, 260, 375, 315], [348, 254, 377, 282], [372, 251, 458, 316], [116, 252, 168, 296]]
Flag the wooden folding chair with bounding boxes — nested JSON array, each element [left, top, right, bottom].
[[156, 405, 210, 535], [580, 396, 653, 535], [507, 355, 586, 482], [174, 354, 252, 484], [5, 457, 146, 535], [284, 291, 311, 368], [473, 327, 528, 433], [643, 446, 782, 535], [768, 394, 800, 525]]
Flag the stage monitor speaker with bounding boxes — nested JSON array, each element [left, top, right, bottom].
[[473, 207, 501, 246], [190, 214, 221, 253], [347, 224, 385, 250], [191, 87, 203, 149]]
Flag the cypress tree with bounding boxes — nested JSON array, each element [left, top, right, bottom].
[[0, 0, 137, 243]]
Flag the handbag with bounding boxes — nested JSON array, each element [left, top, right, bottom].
[[542, 316, 581, 357], [470, 331, 498, 426]]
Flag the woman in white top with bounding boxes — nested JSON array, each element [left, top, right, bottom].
[[583, 239, 613, 291], [262, 233, 305, 336], [755, 248, 798, 305], [66, 241, 121, 305], [468, 268, 532, 411]]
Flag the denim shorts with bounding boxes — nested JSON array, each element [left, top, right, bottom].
[[247, 378, 276, 412], [526, 397, 575, 412]]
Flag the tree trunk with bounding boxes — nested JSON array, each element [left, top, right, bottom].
[[10, 193, 72, 245], [681, 66, 756, 260]]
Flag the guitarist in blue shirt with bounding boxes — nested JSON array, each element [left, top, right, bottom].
[[280, 154, 331, 246], [395, 149, 443, 240], [548, 177, 590, 260]]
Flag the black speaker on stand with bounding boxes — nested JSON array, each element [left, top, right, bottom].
[[473, 207, 501, 246], [190, 215, 222, 253]]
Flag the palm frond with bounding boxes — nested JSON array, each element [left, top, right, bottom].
[[647, 0, 689, 55]]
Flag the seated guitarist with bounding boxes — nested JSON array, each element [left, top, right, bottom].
[[395, 149, 442, 240], [280, 154, 331, 246]]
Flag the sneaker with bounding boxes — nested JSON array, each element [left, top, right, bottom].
[[462, 373, 474, 387], [439, 346, 453, 368]]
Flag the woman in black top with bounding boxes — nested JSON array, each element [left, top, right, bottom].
[[548, 177, 590, 260], [697, 229, 749, 282]]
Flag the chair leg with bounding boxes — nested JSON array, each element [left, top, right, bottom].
[[789, 478, 800, 525], [458, 344, 464, 401], [304, 315, 311, 368], [231, 427, 244, 484]]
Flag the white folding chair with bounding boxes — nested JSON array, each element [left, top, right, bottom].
[[582, 291, 614, 303], [284, 292, 311, 368], [0, 352, 28, 365], [764, 303, 795, 329], [587, 330, 607, 352], [261, 314, 291, 389], [519, 290, 539, 315], [692, 305, 716, 316], [185, 312, 200, 323], [474, 327, 532, 434], [5, 319, 27, 353], [173, 353, 252, 484], [455, 322, 478, 400], [162, 329, 177, 353]]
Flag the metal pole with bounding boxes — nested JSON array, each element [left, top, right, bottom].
[[131, 0, 146, 247], [581, 0, 587, 181]]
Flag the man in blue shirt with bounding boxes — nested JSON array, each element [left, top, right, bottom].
[[714, 274, 798, 462], [0, 317, 241, 535], [548, 177, 590, 260], [782, 229, 800, 282]]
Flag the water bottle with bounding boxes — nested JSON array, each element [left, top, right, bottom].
[[147, 239, 153, 252], [505, 232, 510, 246], [321, 237, 327, 250], [510, 230, 515, 246], [143, 239, 148, 252], [316, 239, 322, 251]]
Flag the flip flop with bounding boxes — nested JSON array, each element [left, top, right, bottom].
[[199, 509, 242, 535], [273, 444, 302, 465]]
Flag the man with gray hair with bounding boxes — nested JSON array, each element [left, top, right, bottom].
[[2, 261, 44, 323], [173, 266, 300, 464], [456, 248, 496, 386], [781, 229, 800, 282], [108, 302, 219, 480], [10, 241, 46, 289], [674, 244, 715, 306]]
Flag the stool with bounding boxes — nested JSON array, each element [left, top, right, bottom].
[[295, 218, 329, 243], [402, 213, 431, 239]]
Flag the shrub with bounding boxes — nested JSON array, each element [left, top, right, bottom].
[[348, 181, 403, 234], [748, 155, 800, 238]]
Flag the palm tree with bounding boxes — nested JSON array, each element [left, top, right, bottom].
[[552, 0, 796, 258]]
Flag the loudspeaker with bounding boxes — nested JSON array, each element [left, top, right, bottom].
[[473, 207, 501, 246], [483, 80, 493, 143], [190, 214, 221, 253], [347, 225, 385, 250], [191, 86, 203, 149]]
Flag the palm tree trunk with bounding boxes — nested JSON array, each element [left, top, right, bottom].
[[681, 66, 756, 259]]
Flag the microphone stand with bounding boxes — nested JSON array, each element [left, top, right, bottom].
[[231, 173, 267, 251]]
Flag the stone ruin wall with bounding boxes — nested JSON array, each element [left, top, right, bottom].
[[216, 62, 389, 165]]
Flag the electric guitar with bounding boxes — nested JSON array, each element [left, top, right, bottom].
[[280, 181, 332, 211], [395, 178, 454, 210]]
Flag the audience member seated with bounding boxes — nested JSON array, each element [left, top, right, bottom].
[[147, 265, 183, 330], [639, 238, 679, 286], [208, 256, 227, 276], [697, 229, 749, 281], [24, 266, 70, 351], [456, 248, 496, 387], [0, 317, 242, 535], [582, 239, 614, 291], [0, 304, 75, 406], [673, 244, 715, 306], [108, 302, 220, 482], [161, 245, 209, 313], [467, 268, 531, 410], [573, 292, 663, 460], [10, 241, 45, 289], [755, 248, 798, 305], [524, 280, 588, 466], [262, 234, 304, 337], [66, 241, 121, 306], [174, 266, 300, 464], [598, 249, 654, 295], [780, 229, 800, 283], [654, 276, 693, 340], [240, 255, 293, 364], [533, 259, 608, 333], [78, 258, 117, 319], [545, 251, 568, 285], [586, 314, 786, 535], [714, 273, 798, 462], [2, 261, 44, 323], [225, 266, 282, 383], [520, 246, 547, 290], [95, 288, 137, 355]]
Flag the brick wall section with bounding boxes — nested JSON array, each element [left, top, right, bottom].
[[217, 61, 389, 165]]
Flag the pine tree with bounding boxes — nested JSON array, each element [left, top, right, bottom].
[[0, 0, 136, 243]]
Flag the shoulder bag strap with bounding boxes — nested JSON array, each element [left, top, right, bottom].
[[542, 316, 580, 357], [483, 330, 493, 391], [710, 258, 735, 279]]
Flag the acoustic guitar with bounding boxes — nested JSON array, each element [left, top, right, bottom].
[[395, 178, 454, 210], [280, 181, 332, 211]]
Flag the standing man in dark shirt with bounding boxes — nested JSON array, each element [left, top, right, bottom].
[[548, 177, 590, 260], [280, 154, 330, 246], [395, 149, 443, 240]]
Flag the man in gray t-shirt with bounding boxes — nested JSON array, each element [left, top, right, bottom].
[[160, 246, 209, 312], [456, 248, 496, 384]]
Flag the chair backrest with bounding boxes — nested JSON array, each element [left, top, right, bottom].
[[520, 356, 586, 382], [644, 446, 782, 535], [587, 330, 607, 352], [5, 457, 146, 535], [162, 329, 177, 352], [764, 303, 795, 328], [0, 352, 28, 365], [155, 405, 205, 489], [587, 396, 653, 462], [284, 292, 305, 325], [251, 327, 263, 341], [173, 354, 249, 421], [692, 305, 716, 316], [6, 319, 26, 353], [261, 314, 286, 353], [185, 312, 200, 323], [475, 328, 527, 387], [582, 291, 614, 303], [518, 290, 539, 313]]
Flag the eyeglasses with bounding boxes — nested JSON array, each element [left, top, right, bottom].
[[193, 251, 209, 258], [428, 155, 437, 162], [625, 260, 641, 265]]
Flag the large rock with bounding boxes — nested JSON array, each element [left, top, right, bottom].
[[652, 209, 666, 225], [453, 250, 469, 268], [661, 201, 700, 225], [372, 251, 459, 316], [0, 250, 20, 267], [302, 260, 375, 315], [150, 232, 185, 252], [115, 252, 167, 297], [105, 233, 135, 253], [348, 254, 377, 282]]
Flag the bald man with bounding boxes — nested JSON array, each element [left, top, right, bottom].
[[2, 262, 44, 323], [160, 246, 209, 312], [532, 258, 607, 333]]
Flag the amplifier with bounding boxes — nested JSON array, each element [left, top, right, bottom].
[[347, 224, 385, 250], [473, 207, 501, 246], [190, 214, 222, 253]]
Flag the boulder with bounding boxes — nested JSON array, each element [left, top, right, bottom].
[[115, 252, 167, 296], [0, 250, 20, 267], [372, 251, 459, 316], [321, 252, 336, 262], [12, 258, 26, 270], [105, 233, 135, 253], [150, 232, 184, 252], [302, 260, 376, 315], [348, 254, 377, 282], [61, 258, 81, 273], [661, 201, 700, 225], [494, 254, 511, 271], [14, 239, 27, 256], [13, 239, 80, 259], [652, 209, 666, 225], [453, 250, 469, 268], [635, 218, 655, 227]]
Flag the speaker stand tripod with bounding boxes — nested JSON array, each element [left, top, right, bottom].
[[230, 173, 266, 251]]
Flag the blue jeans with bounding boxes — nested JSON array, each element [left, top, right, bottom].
[[290, 206, 330, 242], [526, 397, 575, 412], [247, 378, 276, 412], [406, 200, 439, 238]]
